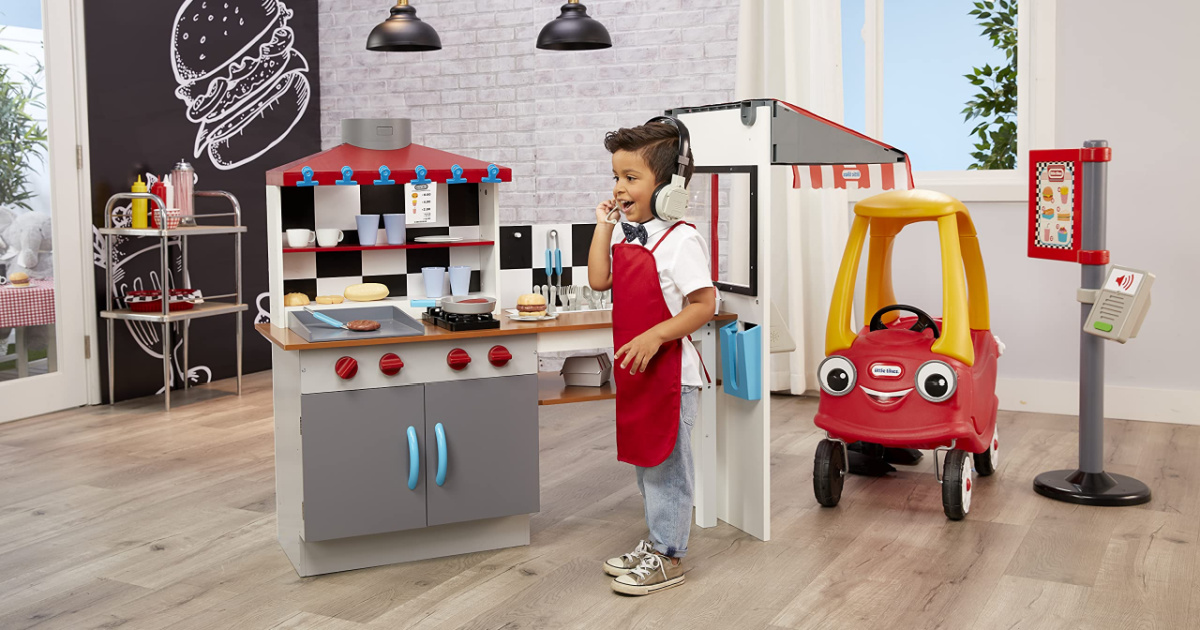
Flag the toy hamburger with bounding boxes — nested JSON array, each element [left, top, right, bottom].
[[8, 272, 29, 288], [516, 293, 547, 317], [170, 0, 311, 169]]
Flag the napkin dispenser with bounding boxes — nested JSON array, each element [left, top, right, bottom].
[[560, 353, 613, 387]]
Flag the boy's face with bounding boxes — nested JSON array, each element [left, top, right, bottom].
[[611, 149, 658, 224]]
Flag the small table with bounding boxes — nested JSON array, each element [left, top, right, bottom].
[[0, 279, 57, 377]]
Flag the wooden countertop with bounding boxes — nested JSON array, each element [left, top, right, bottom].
[[256, 310, 738, 351]]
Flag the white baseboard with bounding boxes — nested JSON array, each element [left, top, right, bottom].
[[997, 377, 1200, 426]]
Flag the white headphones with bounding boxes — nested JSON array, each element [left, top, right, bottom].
[[646, 116, 691, 222]]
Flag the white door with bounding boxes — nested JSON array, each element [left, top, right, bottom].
[[0, 0, 93, 423]]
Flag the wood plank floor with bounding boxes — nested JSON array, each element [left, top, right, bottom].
[[0, 372, 1196, 629]]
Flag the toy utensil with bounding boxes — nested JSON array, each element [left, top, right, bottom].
[[548, 285, 557, 314], [546, 230, 563, 304], [304, 307, 349, 330]]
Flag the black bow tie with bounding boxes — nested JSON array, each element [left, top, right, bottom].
[[621, 222, 648, 245]]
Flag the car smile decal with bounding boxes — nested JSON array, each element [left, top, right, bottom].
[[859, 385, 913, 405]]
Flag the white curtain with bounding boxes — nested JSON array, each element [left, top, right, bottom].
[[735, 0, 852, 395]]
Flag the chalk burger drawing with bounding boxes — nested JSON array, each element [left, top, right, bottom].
[[171, 0, 311, 170]]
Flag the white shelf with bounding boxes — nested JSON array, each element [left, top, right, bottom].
[[101, 301, 248, 323], [98, 225, 247, 237]]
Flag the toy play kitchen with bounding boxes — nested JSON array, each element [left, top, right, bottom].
[[257, 107, 918, 576]]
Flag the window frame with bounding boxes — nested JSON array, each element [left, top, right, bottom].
[[850, 0, 1056, 203]]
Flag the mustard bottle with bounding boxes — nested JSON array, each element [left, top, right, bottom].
[[131, 176, 148, 229]]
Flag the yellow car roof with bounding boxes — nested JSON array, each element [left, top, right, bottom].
[[853, 189, 969, 220]]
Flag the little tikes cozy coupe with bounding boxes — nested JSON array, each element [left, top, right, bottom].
[[813, 189, 1001, 520]]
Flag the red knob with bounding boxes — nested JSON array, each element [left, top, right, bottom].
[[335, 356, 358, 380], [380, 353, 404, 376], [488, 345, 512, 367], [447, 348, 471, 370]]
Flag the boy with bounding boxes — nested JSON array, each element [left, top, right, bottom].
[[587, 118, 716, 596]]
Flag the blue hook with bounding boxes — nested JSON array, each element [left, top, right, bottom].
[[480, 163, 502, 183], [446, 164, 467, 184], [335, 165, 356, 185], [374, 165, 395, 185], [296, 166, 319, 187], [411, 165, 432, 185]]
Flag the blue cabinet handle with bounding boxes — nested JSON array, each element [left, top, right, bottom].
[[407, 426, 419, 490], [434, 422, 447, 486]]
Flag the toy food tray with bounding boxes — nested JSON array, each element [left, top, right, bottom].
[[287, 305, 426, 342], [125, 289, 201, 312]]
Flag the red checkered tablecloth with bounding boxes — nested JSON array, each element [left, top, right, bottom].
[[0, 279, 56, 328]]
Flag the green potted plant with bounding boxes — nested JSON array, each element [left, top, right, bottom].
[[0, 32, 49, 211]]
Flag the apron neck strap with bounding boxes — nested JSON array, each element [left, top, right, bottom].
[[649, 221, 693, 254]]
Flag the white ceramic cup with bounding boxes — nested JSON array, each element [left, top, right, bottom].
[[286, 229, 315, 248], [316, 229, 344, 248]]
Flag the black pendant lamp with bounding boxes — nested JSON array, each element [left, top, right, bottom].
[[537, 0, 612, 51], [367, 0, 441, 52]]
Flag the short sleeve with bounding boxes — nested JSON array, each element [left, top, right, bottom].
[[667, 229, 713, 298]]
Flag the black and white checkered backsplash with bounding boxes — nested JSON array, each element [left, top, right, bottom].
[[497, 222, 599, 308], [279, 185, 483, 300], [278, 185, 600, 306]]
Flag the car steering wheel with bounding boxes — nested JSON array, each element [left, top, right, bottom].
[[868, 304, 940, 339]]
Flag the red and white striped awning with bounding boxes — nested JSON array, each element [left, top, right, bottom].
[[791, 162, 912, 191]]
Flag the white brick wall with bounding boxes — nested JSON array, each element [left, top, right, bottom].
[[317, 0, 740, 225]]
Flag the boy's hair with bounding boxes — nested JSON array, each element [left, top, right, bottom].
[[604, 122, 695, 187]]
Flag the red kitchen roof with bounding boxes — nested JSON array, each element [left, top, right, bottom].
[[265, 142, 512, 187]]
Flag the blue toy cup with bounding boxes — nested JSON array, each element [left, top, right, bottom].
[[383, 213, 406, 245], [422, 267, 446, 298], [356, 214, 381, 246], [449, 266, 471, 295]]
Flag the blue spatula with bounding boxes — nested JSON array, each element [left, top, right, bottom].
[[304, 307, 350, 330]]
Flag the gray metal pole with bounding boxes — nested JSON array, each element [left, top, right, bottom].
[[162, 234, 171, 411], [1079, 139, 1108, 473]]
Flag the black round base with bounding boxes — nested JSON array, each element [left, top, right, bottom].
[[1033, 469, 1151, 506]]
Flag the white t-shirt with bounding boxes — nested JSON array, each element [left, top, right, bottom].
[[609, 218, 714, 387]]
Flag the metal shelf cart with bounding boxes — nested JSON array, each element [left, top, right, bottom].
[[100, 190, 247, 410]]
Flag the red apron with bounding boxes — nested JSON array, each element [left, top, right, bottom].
[[612, 221, 691, 467]]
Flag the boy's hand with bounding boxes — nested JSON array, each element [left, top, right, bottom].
[[596, 199, 619, 225], [615, 331, 663, 374]]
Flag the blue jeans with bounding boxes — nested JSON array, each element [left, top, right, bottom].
[[636, 386, 698, 559]]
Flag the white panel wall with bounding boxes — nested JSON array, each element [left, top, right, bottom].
[[877, 0, 1200, 423]]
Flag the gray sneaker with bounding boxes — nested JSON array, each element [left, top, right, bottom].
[[604, 539, 652, 577], [611, 553, 685, 596]]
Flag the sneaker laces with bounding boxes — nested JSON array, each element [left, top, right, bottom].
[[628, 553, 666, 580], [620, 540, 652, 565]]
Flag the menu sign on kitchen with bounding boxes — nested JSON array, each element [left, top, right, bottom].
[[405, 182, 437, 224], [1027, 150, 1084, 263]]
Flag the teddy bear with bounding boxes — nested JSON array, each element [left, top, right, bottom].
[[0, 205, 54, 371], [0, 205, 54, 279]]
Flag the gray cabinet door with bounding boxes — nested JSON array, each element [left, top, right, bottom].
[[424, 374, 539, 527], [301, 385, 427, 541]]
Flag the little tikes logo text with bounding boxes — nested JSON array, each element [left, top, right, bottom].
[[870, 363, 903, 379]]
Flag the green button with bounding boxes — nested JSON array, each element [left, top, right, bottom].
[[1094, 321, 1113, 332]]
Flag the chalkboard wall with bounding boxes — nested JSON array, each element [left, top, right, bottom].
[[84, 0, 321, 402]]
